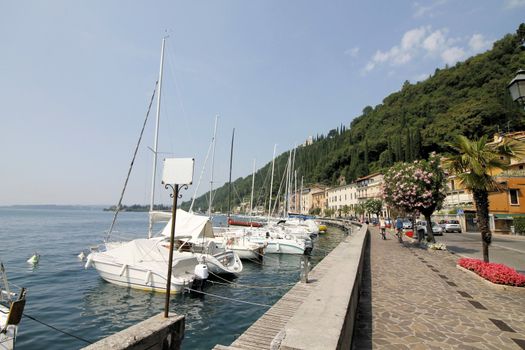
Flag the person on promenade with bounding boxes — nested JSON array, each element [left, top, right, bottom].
[[395, 217, 404, 243], [379, 217, 386, 240]]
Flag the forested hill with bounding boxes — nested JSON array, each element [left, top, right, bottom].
[[181, 24, 525, 214]]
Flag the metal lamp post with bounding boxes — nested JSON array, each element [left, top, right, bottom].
[[508, 69, 525, 107], [161, 158, 194, 318]]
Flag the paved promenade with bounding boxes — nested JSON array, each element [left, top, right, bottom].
[[353, 227, 525, 349]]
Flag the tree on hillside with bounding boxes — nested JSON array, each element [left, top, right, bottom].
[[444, 135, 525, 262], [383, 153, 447, 243]]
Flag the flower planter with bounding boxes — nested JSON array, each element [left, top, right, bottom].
[[456, 257, 525, 291]]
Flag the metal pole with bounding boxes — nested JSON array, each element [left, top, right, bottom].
[[268, 144, 277, 222], [164, 184, 179, 318], [208, 115, 219, 218], [227, 128, 235, 219], [148, 37, 167, 238], [250, 159, 256, 217]]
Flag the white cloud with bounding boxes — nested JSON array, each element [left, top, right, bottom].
[[413, 0, 448, 18], [468, 34, 493, 52], [422, 29, 447, 52], [401, 27, 428, 49], [441, 47, 466, 65], [344, 47, 360, 57], [364, 62, 375, 72], [363, 26, 493, 73], [505, 0, 525, 9]]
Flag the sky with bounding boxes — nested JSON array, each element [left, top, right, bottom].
[[1, 1, 524, 206]]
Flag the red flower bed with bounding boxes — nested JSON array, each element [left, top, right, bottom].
[[458, 258, 525, 287]]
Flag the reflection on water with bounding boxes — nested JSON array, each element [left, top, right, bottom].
[[0, 207, 348, 350]]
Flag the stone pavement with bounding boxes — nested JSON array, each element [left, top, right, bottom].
[[353, 227, 525, 349]]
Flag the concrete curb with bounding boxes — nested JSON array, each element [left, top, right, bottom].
[[455, 265, 525, 293]]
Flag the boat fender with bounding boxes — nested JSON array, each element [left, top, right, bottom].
[[276, 243, 280, 252], [119, 264, 128, 276], [145, 271, 152, 285], [194, 263, 209, 280], [285, 234, 291, 240], [84, 255, 93, 269]]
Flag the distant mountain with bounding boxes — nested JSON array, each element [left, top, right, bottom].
[[181, 24, 525, 214]]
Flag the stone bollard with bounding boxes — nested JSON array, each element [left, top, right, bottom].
[[300, 255, 309, 283]]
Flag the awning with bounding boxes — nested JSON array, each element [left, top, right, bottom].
[[493, 213, 525, 219]]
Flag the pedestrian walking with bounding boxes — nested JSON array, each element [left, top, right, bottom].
[[379, 217, 386, 240]]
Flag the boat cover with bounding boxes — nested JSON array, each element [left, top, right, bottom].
[[100, 237, 196, 273], [160, 209, 214, 240]]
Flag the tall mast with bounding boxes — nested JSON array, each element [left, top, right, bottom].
[[285, 151, 292, 218], [300, 176, 304, 215], [227, 128, 235, 219], [208, 115, 219, 218], [148, 36, 167, 239], [267, 144, 277, 223], [250, 159, 256, 217], [294, 170, 297, 213]]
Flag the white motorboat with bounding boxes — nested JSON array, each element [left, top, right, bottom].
[[158, 209, 243, 276], [85, 238, 202, 294], [0, 263, 26, 350], [213, 227, 266, 261], [218, 226, 309, 255]]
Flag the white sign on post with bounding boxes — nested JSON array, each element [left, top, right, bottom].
[[162, 158, 195, 185]]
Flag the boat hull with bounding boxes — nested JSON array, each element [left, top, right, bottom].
[[90, 259, 194, 294], [0, 304, 15, 350], [197, 251, 243, 276]]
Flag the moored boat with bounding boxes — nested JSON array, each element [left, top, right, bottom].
[[0, 263, 26, 350]]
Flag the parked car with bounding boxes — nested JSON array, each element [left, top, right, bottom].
[[402, 220, 412, 229], [444, 220, 462, 233], [416, 221, 444, 236], [384, 218, 392, 228]]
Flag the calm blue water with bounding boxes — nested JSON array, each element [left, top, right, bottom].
[[0, 207, 346, 350]]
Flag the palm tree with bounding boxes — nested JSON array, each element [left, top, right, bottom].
[[444, 134, 525, 262]]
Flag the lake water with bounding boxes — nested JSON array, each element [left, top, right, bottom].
[[0, 206, 347, 349]]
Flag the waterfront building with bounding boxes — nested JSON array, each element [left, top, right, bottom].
[[440, 131, 525, 233], [326, 183, 358, 217], [289, 185, 327, 215], [311, 188, 328, 215]]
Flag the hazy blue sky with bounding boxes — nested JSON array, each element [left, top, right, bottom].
[[1, 1, 524, 206]]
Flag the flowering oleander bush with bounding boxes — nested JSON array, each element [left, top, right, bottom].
[[383, 153, 447, 215], [458, 258, 525, 287]]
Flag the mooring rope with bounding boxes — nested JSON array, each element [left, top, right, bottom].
[[185, 287, 272, 308], [23, 313, 93, 344], [208, 271, 296, 289], [106, 80, 158, 242]]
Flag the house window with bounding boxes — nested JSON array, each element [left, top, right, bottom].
[[509, 189, 519, 205]]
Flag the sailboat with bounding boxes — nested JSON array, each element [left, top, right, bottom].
[[86, 37, 206, 294], [0, 263, 26, 350]]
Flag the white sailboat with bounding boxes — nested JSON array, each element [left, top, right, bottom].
[[86, 37, 206, 294], [0, 263, 26, 350]]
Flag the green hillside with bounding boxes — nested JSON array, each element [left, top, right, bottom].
[[181, 24, 525, 213]]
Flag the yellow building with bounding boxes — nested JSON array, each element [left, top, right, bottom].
[[490, 173, 525, 232]]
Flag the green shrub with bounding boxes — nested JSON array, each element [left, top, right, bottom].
[[513, 217, 525, 235]]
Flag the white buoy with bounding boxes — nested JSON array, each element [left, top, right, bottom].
[[27, 253, 40, 265], [78, 251, 86, 261]]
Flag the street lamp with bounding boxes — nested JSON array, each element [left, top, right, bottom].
[[508, 69, 525, 107], [161, 157, 194, 318]]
